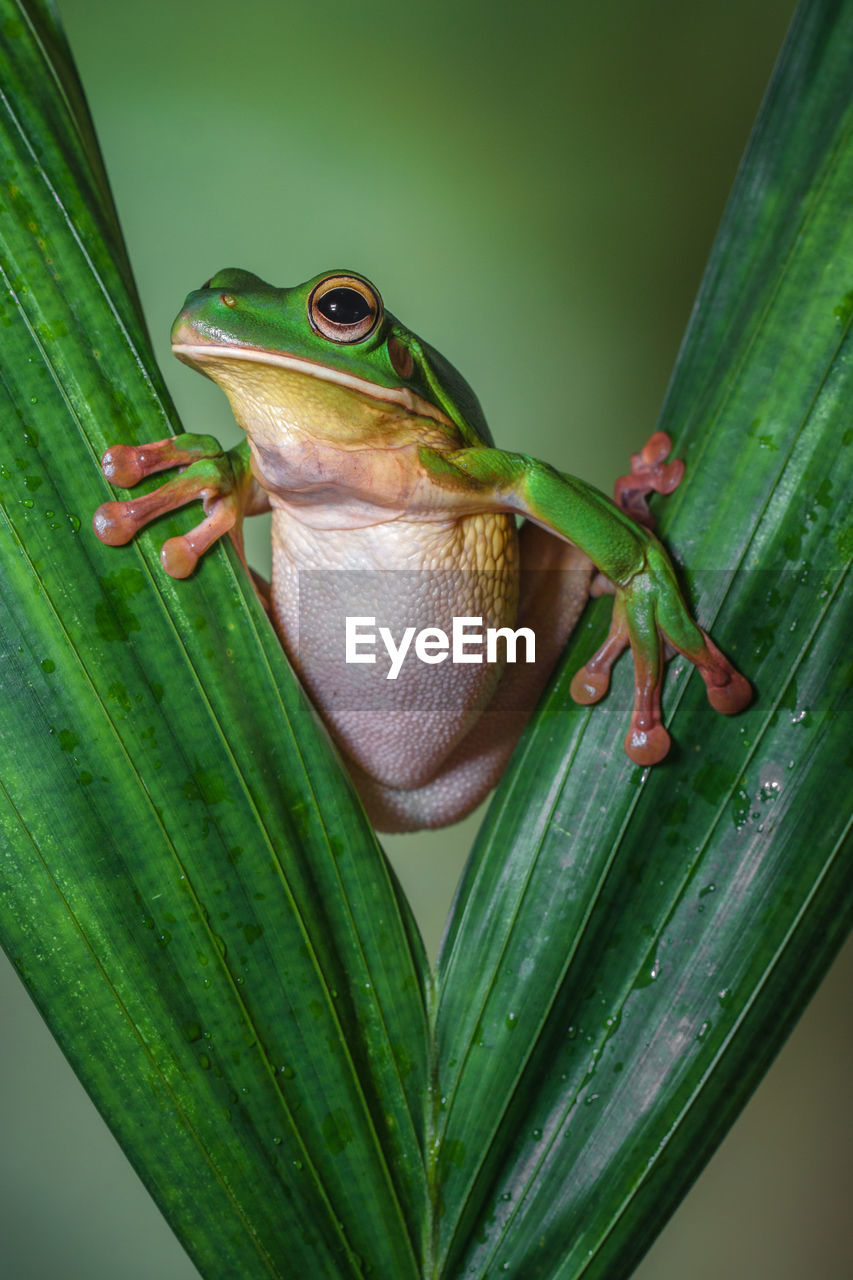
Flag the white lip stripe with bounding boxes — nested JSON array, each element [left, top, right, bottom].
[[171, 342, 451, 425]]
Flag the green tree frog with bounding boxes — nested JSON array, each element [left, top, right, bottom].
[[93, 270, 751, 831]]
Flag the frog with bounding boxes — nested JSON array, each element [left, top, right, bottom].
[[92, 269, 751, 832]]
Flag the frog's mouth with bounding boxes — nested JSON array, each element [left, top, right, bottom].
[[171, 339, 453, 429]]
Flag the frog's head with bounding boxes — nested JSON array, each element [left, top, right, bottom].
[[171, 269, 492, 448]]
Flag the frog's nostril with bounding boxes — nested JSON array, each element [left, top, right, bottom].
[[220, 293, 237, 308]]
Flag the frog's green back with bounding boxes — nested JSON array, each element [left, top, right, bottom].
[[407, 328, 495, 447]]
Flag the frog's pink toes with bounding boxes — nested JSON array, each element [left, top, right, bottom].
[[676, 630, 753, 716], [623, 645, 670, 766], [160, 498, 239, 578], [571, 599, 672, 765], [95, 434, 264, 584], [101, 440, 170, 487], [100, 434, 222, 487], [614, 430, 685, 528], [570, 597, 631, 705], [617, 626, 751, 766], [93, 465, 221, 549], [93, 443, 246, 578], [93, 501, 135, 546], [625, 721, 671, 767]]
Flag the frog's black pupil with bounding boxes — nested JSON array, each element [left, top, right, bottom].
[[318, 287, 371, 326]]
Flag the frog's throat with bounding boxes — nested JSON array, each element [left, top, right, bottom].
[[171, 342, 453, 429]]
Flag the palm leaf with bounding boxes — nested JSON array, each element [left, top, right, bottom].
[[434, 1, 852, 1274], [1, 3, 427, 1276], [0, 1, 850, 1278]]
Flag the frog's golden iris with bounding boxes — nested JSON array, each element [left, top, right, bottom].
[[308, 272, 382, 344]]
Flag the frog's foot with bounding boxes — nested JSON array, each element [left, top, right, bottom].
[[613, 430, 685, 529], [570, 548, 752, 766], [591, 432, 685, 599], [93, 433, 260, 579]]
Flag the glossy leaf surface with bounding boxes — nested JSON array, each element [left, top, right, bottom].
[[434, 1, 852, 1275], [0, 4, 428, 1277]]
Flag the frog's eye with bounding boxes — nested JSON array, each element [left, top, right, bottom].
[[308, 274, 382, 343]]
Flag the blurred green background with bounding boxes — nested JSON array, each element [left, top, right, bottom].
[[2, 0, 851, 1275]]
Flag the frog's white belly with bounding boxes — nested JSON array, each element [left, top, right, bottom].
[[268, 503, 520, 789]]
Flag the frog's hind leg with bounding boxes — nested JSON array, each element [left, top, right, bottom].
[[348, 527, 594, 832], [612, 430, 685, 527]]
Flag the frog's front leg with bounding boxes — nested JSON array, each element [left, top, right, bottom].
[[93, 434, 270, 582], [422, 442, 752, 766]]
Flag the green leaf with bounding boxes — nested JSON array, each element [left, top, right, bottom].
[[0, 3, 427, 1276], [433, 1, 852, 1275]]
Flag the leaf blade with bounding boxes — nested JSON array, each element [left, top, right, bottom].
[[434, 1, 853, 1274], [0, 4, 430, 1275]]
